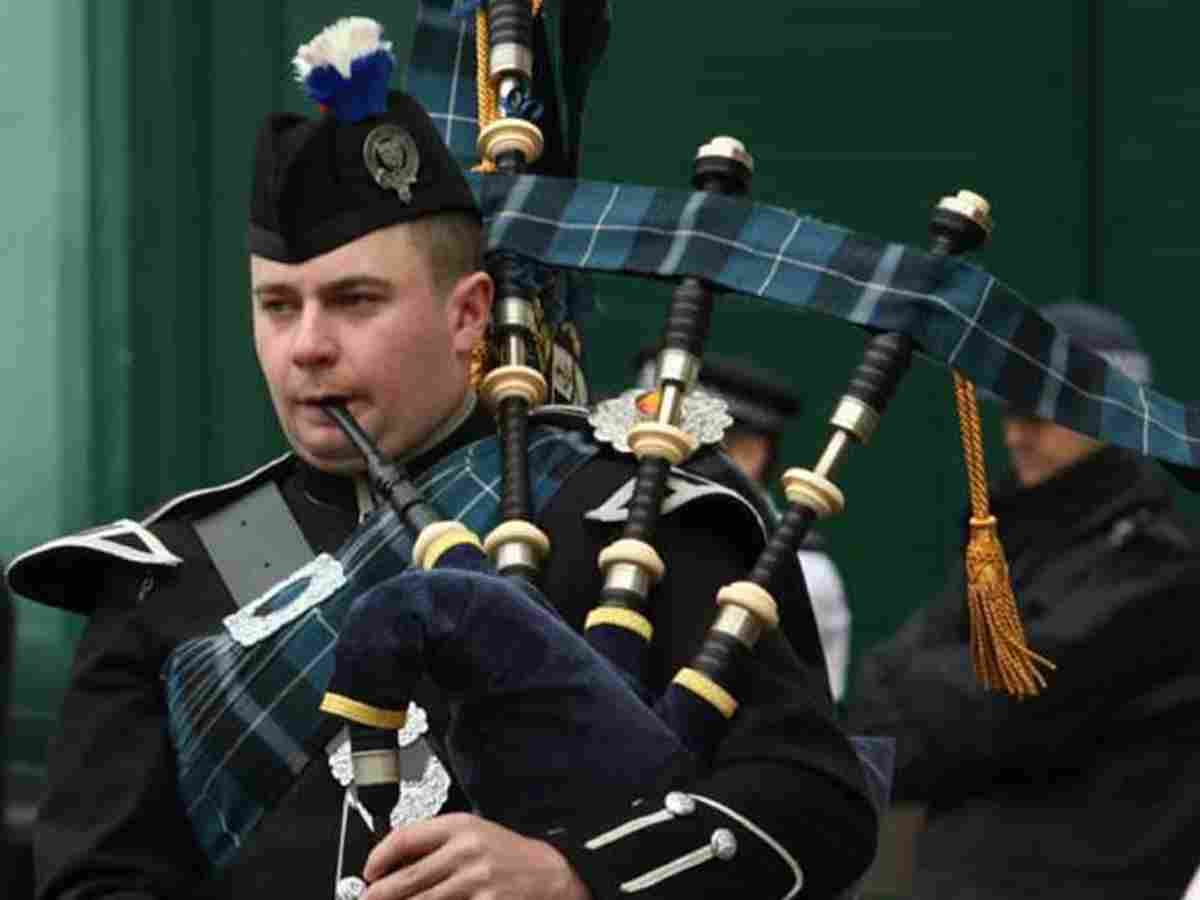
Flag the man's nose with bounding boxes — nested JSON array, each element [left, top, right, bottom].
[[291, 305, 338, 367]]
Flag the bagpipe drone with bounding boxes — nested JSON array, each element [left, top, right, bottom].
[[161, 0, 1200, 874]]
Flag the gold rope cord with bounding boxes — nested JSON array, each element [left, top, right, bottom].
[[469, 2, 546, 387], [953, 371, 1056, 696], [472, 1, 543, 174], [468, 335, 490, 389], [469, 8, 497, 383], [473, 9, 498, 173]]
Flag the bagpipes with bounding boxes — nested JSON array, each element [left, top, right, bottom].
[[314, 0, 900, 824], [163, 0, 1200, 876], [305, 0, 841, 831], [300, 0, 1030, 863]]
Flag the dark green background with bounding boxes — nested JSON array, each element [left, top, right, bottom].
[[6, 2, 1200, 880]]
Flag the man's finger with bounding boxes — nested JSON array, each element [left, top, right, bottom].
[[362, 849, 458, 900], [367, 865, 479, 900], [363, 814, 472, 883]]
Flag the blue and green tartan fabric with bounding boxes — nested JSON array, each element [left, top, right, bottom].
[[464, 173, 1200, 468], [405, 1, 482, 168], [403, 1, 1200, 471], [162, 425, 598, 869]]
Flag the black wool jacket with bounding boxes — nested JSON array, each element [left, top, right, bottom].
[[849, 446, 1200, 899], [19, 407, 877, 900]]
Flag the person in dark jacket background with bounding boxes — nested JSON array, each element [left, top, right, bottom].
[[847, 301, 1200, 899]]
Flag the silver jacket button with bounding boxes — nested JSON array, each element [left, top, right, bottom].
[[712, 827, 738, 860], [664, 791, 696, 816], [336, 876, 366, 900]]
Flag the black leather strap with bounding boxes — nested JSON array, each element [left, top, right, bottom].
[[193, 481, 314, 607]]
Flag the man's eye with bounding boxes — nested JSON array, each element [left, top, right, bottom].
[[260, 299, 296, 315]]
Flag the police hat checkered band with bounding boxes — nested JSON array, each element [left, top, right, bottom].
[[1097, 349, 1151, 386], [1039, 301, 1153, 385]]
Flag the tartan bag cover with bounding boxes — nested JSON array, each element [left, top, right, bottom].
[[403, 0, 1200, 473], [162, 425, 597, 869]]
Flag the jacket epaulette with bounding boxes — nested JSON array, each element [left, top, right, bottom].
[[5, 454, 293, 613]]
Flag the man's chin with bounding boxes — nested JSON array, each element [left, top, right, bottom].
[[290, 437, 368, 475]]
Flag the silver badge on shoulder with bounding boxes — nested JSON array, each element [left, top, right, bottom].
[[363, 124, 420, 203]]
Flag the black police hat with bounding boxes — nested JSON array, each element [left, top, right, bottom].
[[248, 17, 479, 264], [633, 347, 801, 436]]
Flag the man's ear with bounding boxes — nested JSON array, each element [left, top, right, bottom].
[[446, 270, 493, 354]]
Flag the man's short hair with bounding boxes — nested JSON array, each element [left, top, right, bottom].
[[403, 211, 484, 298]]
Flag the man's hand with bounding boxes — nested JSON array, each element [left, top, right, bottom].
[[362, 812, 592, 900]]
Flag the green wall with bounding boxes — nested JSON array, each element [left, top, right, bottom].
[[7, 0, 1200, 822], [1, 0, 91, 822]]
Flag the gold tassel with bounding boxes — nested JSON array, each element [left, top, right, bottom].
[[469, 335, 490, 390], [472, 8, 497, 173], [953, 372, 1055, 696]]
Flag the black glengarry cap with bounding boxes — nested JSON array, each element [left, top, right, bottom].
[[248, 17, 479, 264]]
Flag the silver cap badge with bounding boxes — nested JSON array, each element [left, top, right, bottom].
[[363, 124, 420, 203]]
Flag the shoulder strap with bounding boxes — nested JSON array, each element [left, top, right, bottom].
[[192, 480, 314, 608]]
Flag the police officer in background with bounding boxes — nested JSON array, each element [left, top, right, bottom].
[[634, 348, 852, 702], [848, 302, 1200, 899]]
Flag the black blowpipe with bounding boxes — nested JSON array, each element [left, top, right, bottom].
[[321, 403, 439, 535]]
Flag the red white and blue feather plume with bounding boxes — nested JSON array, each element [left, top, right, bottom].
[[293, 17, 395, 123]]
